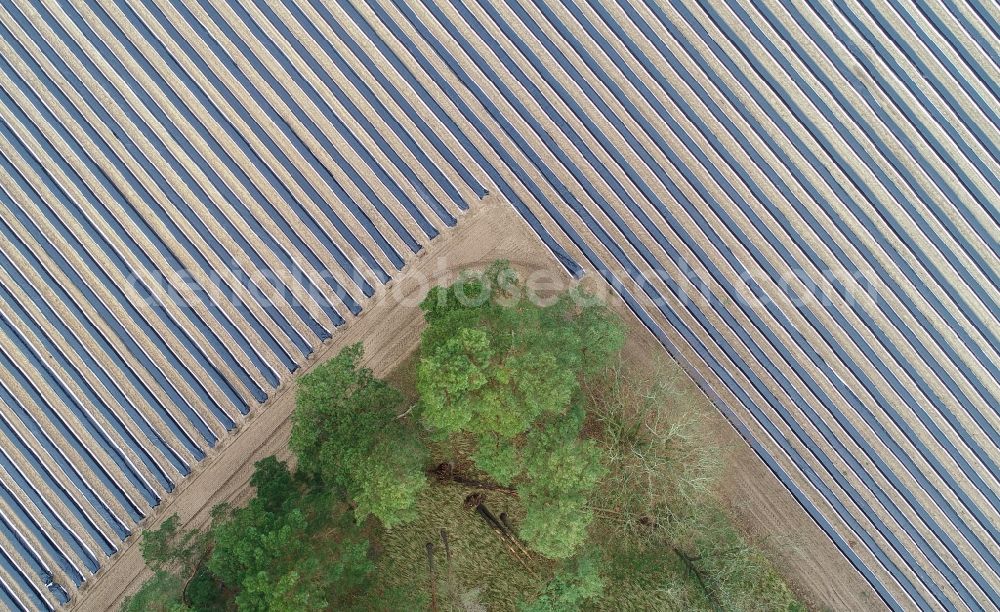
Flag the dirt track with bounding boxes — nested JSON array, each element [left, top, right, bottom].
[[69, 200, 878, 611]]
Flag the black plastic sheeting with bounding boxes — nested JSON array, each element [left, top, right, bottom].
[[0, 1, 996, 609]]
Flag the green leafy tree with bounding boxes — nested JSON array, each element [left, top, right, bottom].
[[122, 514, 210, 612], [250, 455, 297, 514], [207, 458, 375, 611], [471, 437, 522, 485], [140, 514, 209, 575], [520, 553, 604, 612], [121, 571, 189, 612], [417, 261, 623, 482], [575, 297, 627, 375], [207, 462, 309, 593], [184, 568, 227, 611], [240, 569, 324, 612], [518, 410, 606, 558], [291, 343, 427, 527]]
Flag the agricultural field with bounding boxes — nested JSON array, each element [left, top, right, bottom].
[[0, 0, 996, 610]]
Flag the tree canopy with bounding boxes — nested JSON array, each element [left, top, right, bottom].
[[291, 343, 427, 528], [520, 553, 604, 612], [416, 261, 624, 484], [518, 408, 606, 558], [138, 514, 208, 575], [126, 457, 375, 612], [416, 262, 622, 558]]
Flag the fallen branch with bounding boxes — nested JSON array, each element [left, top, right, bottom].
[[499, 512, 514, 534], [430, 463, 517, 493], [180, 548, 213, 607], [464, 493, 537, 578], [426, 542, 438, 612], [439, 529, 454, 595], [674, 547, 722, 612]]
